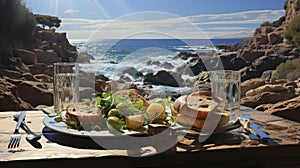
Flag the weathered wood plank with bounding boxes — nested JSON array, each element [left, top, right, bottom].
[[0, 107, 299, 164]]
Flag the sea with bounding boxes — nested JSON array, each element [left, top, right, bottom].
[[71, 38, 243, 92]]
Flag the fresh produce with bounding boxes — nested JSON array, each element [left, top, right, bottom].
[[106, 116, 123, 132], [53, 89, 176, 133], [146, 103, 166, 121], [125, 114, 145, 130]]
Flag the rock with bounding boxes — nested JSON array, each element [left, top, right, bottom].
[[28, 64, 53, 77], [241, 91, 297, 108], [261, 70, 275, 79], [77, 52, 95, 63], [95, 79, 108, 92], [268, 32, 283, 45], [0, 79, 32, 111], [1, 69, 22, 80], [237, 49, 265, 62], [252, 55, 285, 75], [241, 78, 266, 97], [245, 84, 290, 97], [21, 72, 36, 81], [284, 0, 299, 24], [34, 31, 77, 62], [33, 49, 61, 64], [260, 96, 300, 123], [9, 80, 53, 107], [188, 71, 211, 90], [144, 70, 184, 87], [13, 49, 37, 65], [122, 67, 139, 76], [95, 74, 109, 81], [176, 58, 206, 76], [33, 74, 53, 83], [161, 62, 175, 69], [175, 52, 199, 60]]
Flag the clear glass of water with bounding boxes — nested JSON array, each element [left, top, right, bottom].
[[53, 62, 79, 113], [210, 70, 241, 123]]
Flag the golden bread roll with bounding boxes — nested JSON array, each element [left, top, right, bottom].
[[177, 113, 230, 130], [66, 102, 102, 124], [173, 91, 219, 120]]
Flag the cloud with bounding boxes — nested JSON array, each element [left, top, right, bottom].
[[64, 9, 80, 14], [58, 9, 285, 40]]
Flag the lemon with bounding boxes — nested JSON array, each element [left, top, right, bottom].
[[125, 114, 144, 130], [146, 103, 166, 121], [106, 116, 122, 131]]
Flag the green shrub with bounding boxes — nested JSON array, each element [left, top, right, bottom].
[[274, 58, 300, 80], [272, 16, 286, 27], [284, 0, 288, 10], [0, 0, 37, 47], [284, 14, 300, 48], [296, 0, 300, 10], [261, 16, 286, 28], [261, 21, 271, 27]]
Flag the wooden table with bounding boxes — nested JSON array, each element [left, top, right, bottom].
[[1, 106, 300, 168]]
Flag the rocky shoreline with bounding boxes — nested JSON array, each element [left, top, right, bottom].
[[1, 0, 300, 123]]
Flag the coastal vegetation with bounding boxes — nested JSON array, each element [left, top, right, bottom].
[[0, 0, 36, 48], [284, 14, 300, 48], [261, 16, 286, 27], [34, 14, 62, 30], [274, 58, 300, 80]]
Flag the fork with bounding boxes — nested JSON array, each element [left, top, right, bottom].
[[8, 111, 27, 149]]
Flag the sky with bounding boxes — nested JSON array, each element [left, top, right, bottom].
[[23, 0, 287, 40]]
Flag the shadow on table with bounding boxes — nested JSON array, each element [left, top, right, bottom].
[[42, 127, 178, 152], [42, 127, 103, 149]]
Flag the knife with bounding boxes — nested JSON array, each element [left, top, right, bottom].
[[239, 117, 260, 140], [241, 114, 269, 140]]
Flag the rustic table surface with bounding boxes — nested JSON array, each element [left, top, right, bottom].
[[0, 106, 300, 168]]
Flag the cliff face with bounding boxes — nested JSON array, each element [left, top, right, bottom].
[[284, 0, 299, 24], [248, 0, 300, 50]]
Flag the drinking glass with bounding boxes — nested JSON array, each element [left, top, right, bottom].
[[53, 62, 79, 113], [210, 70, 241, 123]]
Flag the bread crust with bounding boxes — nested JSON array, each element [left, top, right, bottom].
[[66, 102, 102, 124], [173, 91, 217, 120], [174, 91, 230, 129]]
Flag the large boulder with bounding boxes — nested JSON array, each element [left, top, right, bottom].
[[13, 49, 37, 65], [237, 49, 265, 63], [252, 55, 285, 75], [241, 82, 297, 108], [245, 84, 289, 97], [241, 91, 297, 108], [144, 70, 184, 87], [257, 96, 300, 123], [28, 63, 53, 77], [8, 80, 53, 107], [268, 32, 283, 45], [77, 52, 95, 63], [241, 78, 266, 98], [0, 79, 32, 111], [33, 49, 61, 64]]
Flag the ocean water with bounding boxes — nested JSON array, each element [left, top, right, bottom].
[[71, 39, 243, 92]]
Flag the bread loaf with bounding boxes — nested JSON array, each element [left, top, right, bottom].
[[173, 91, 229, 129], [66, 102, 102, 124]]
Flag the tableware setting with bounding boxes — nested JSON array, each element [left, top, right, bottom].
[[7, 111, 27, 149], [42, 69, 247, 143], [6, 68, 271, 150]]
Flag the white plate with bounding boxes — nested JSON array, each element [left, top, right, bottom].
[[43, 116, 147, 138], [43, 116, 241, 138]]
